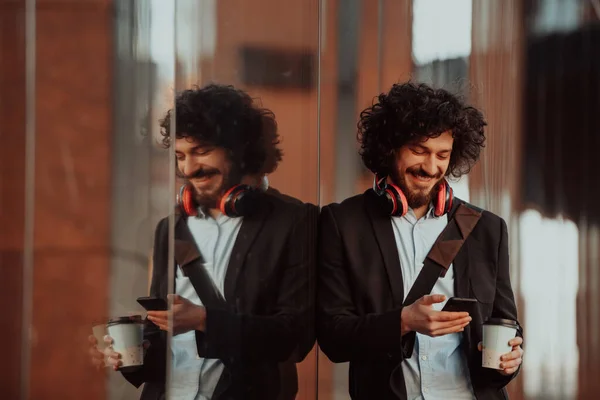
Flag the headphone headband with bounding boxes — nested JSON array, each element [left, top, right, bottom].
[[373, 173, 388, 195]]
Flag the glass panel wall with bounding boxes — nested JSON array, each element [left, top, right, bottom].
[[4, 0, 600, 399], [1, 0, 175, 399], [0, 0, 29, 398], [169, 0, 319, 399], [3, 0, 320, 398], [317, 1, 413, 398]]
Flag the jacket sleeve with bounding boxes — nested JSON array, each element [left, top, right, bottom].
[[316, 205, 405, 363], [120, 218, 168, 388], [194, 204, 316, 363], [479, 217, 523, 389]]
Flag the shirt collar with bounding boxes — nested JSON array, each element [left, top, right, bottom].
[[193, 207, 234, 224], [424, 203, 437, 219], [405, 202, 438, 221]]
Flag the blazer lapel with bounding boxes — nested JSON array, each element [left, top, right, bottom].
[[174, 214, 204, 265], [223, 198, 272, 304], [172, 213, 202, 296], [153, 215, 176, 299], [454, 240, 473, 354], [153, 211, 202, 299], [453, 240, 470, 298], [448, 199, 476, 299], [365, 190, 404, 307], [449, 199, 475, 353]]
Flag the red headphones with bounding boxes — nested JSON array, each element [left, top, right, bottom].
[[373, 174, 453, 217], [177, 184, 258, 218]]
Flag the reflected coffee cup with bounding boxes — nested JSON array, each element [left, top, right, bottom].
[[106, 315, 144, 372], [482, 318, 518, 369]]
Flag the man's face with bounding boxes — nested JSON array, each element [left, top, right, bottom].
[[175, 137, 235, 209], [391, 130, 453, 209]]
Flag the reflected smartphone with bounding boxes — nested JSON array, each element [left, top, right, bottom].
[[442, 297, 478, 316], [136, 296, 168, 311]]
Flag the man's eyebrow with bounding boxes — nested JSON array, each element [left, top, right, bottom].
[[191, 145, 214, 153], [410, 143, 451, 153]]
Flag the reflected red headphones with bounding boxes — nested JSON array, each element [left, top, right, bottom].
[[177, 183, 258, 218], [373, 174, 453, 217]]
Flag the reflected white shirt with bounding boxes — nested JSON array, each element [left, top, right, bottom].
[[170, 211, 242, 400]]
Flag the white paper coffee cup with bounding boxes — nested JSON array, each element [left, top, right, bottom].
[[482, 318, 518, 369], [106, 315, 144, 372], [92, 323, 109, 367]]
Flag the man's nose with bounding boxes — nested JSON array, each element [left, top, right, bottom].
[[179, 159, 194, 177], [422, 155, 438, 176]]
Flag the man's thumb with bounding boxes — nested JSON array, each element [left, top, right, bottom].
[[167, 294, 184, 304], [420, 294, 446, 305]]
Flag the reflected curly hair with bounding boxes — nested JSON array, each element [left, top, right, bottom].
[[160, 84, 282, 175], [358, 82, 486, 178]]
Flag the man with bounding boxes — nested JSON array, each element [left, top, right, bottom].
[[89, 84, 316, 399], [317, 82, 524, 399]]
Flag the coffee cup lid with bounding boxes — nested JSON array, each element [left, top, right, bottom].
[[107, 315, 143, 326], [92, 315, 112, 327], [483, 318, 518, 328]]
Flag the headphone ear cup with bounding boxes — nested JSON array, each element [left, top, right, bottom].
[[434, 180, 453, 217], [445, 183, 454, 214], [179, 185, 198, 217], [386, 183, 408, 217], [220, 185, 256, 217]]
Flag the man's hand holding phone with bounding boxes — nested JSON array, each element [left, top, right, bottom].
[[146, 294, 206, 336], [401, 294, 472, 337]]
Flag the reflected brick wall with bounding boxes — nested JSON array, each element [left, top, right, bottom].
[[207, 0, 320, 206], [19, 1, 113, 399], [353, 1, 413, 196], [0, 0, 26, 397]]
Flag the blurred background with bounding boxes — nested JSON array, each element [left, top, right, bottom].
[[1, 0, 599, 399]]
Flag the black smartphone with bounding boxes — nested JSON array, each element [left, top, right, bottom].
[[137, 296, 168, 311], [442, 297, 478, 316]]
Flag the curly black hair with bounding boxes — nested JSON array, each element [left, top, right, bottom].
[[160, 84, 282, 175], [358, 82, 486, 178]]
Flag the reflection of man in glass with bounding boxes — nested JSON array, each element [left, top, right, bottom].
[[90, 84, 316, 399], [317, 82, 524, 399]]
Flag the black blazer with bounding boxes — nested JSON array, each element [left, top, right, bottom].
[[122, 189, 318, 400], [317, 190, 522, 400]]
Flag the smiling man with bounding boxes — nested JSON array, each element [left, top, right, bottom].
[[317, 82, 524, 399], [88, 84, 316, 400]]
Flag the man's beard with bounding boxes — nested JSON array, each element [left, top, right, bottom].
[[180, 167, 241, 210], [392, 167, 444, 209], [193, 186, 223, 210]]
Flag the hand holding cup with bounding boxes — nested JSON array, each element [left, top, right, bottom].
[[478, 318, 523, 376]]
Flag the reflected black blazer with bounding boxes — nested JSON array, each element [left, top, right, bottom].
[[317, 190, 522, 400], [122, 188, 318, 400]]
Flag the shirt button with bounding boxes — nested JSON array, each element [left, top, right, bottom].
[[423, 388, 428, 393], [421, 355, 427, 361]]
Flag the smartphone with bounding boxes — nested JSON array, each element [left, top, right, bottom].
[[136, 296, 168, 311], [442, 297, 478, 316]]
